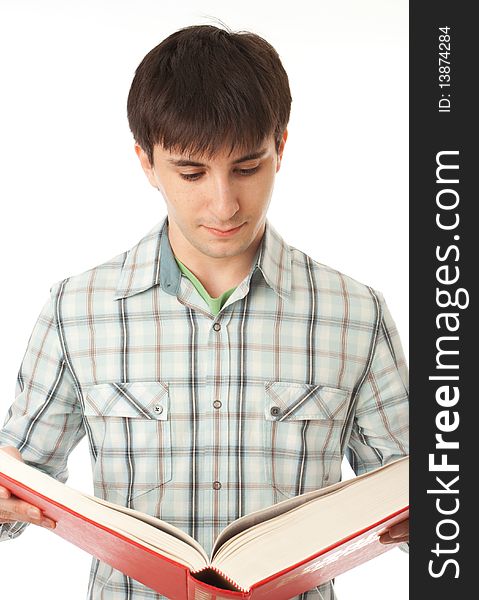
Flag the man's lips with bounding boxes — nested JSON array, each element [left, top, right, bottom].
[[204, 223, 245, 236]]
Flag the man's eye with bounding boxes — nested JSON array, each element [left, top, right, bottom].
[[236, 166, 260, 176], [180, 172, 203, 181]]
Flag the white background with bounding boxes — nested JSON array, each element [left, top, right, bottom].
[[0, 1, 408, 598]]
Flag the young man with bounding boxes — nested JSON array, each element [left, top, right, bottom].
[[0, 25, 409, 599]]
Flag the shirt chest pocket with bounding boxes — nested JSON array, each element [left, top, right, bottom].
[[264, 381, 350, 498], [83, 381, 172, 504]]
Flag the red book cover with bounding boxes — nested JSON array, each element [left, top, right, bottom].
[[0, 468, 408, 600]]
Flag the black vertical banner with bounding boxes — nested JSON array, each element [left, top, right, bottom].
[[410, 2, 475, 598]]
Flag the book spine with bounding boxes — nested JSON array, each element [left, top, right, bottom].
[[187, 569, 250, 599]]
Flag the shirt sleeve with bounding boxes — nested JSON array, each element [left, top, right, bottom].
[[0, 288, 86, 541], [346, 290, 409, 554], [346, 290, 409, 473]]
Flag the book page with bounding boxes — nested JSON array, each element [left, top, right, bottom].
[[210, 457, 408, 589], [0, 451, 208, 571], [87, 494, 208, 562], [211, 457, 407, 559]]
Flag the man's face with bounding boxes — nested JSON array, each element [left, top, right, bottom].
[[135, 131, 287, 261]]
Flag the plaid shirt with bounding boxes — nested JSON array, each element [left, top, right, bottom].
[[0, 215, 409, 600]]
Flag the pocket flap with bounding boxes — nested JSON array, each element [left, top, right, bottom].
[[265, 381, 349, 421], [83, 381, 169, 420]]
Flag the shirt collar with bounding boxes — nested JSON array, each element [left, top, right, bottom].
[[114, 215, 292, 301]]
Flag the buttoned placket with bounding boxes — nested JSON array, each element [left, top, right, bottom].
[[175, 276, 240, 547]]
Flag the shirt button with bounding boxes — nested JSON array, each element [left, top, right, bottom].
[[213, 400, 222, 409], [153, 404, 163, 414], [212, 481, 222, 490], [270, 406, 281, 417], [213, 322, 221, 331]]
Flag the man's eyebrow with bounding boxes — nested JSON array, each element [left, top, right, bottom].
[[166, 148, 268, 168]]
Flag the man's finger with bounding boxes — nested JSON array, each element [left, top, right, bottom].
[[0, 486, 11, 499], [0, 446, 24, 461], [0, 496, 56, 529], [379, 531, 408, 545], [388, 519, 409, 539]]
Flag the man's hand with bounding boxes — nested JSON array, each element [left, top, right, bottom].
[[0, 446, 56, 530], [379, 517, 409, 544]]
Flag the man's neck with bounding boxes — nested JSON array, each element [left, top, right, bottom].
[[167, 220, 264, 298]]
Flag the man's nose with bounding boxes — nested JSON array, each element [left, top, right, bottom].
[[208, 176, 240, 220]]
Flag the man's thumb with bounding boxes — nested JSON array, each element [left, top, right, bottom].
[[0, 446, 24, 461]]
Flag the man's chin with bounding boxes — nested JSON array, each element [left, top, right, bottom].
[[200, 245, 245, 260], [196, 236, 251, 259]]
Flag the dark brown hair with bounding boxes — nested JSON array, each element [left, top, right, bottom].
[[127, 24, 292, 165]]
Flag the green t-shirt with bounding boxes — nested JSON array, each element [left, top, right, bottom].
[[175, 257, 236, 315]]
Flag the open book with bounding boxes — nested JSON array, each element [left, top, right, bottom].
[[0, 451, 408, 600]]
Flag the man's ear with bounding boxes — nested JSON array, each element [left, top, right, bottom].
[[134, 143, 159, 189], [275, 129, 288, 173]]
